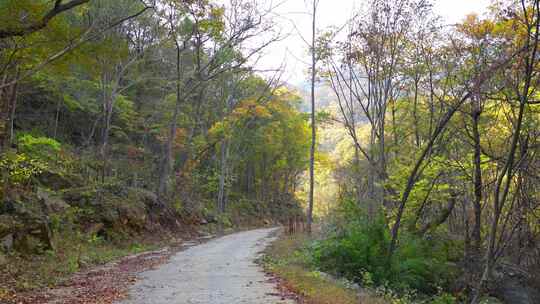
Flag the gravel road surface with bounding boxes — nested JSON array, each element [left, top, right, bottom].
[[120, 227, 293, 304]]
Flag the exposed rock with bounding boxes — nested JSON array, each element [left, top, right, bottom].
[[492, 263, 540, 304], [117, 204, 147, 230], [62, 187, 97, 206], [14, 218, 54, 253], [128, 187, 159, 207], [496, 278, 540, 304], [479, 297, 504, 304], [84, 222, 105, 236], [37, 188, 69, 213], [1, 233, 14, 251], [36, 170, 83, 190], [1, 194, 55, 254], [102, 182, 128, 196], [0, 214, 22, 239]]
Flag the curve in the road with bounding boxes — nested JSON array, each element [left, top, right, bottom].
[[120, 227, 293, 304]]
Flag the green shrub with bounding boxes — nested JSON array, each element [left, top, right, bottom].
[[431, 293, 457, 304], [216, 213, 233, 228], [0, 152, 47, 186], [309, 199, 457, 295], [17, 134, 61, 160], [0, 135, 64, 189]]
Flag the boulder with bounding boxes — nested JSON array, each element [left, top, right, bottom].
[[1, 195, 54, 254], [37, 188, 69, 213], [117, 204, 147, 230], [492, 263, 540, 304], [13, 218, 54, 254], [496, 278, 540, 304], [127, 187, 159, 207]]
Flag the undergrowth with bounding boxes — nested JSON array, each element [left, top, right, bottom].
[[306, 198, 463, 303], [309, 217, 459, 294], [262, 233, 363, 304], [0, 228, 159, 294]]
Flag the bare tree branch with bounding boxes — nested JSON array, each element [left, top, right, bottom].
[[0, 0, 91, 39]]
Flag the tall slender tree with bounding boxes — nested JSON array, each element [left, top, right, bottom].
[[306, 0, 319, 234]]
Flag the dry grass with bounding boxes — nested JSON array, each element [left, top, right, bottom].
[[263, 232, 386, 304], [273, 264, 359, 304]]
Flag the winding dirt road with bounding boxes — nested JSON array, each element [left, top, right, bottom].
[[120, 228, 293, 304]]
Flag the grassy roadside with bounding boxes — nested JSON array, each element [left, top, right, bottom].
[[0, 232, 165, 300], [262, 232, 386, 304]]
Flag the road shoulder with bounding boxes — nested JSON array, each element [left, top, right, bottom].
[[10, 234, 216, 304], [261, 232, 385, 304]]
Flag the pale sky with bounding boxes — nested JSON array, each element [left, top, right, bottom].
[[254, 0, 491, 84]]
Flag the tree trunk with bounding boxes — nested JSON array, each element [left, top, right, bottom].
[[158, 41, 182, 199], [100, 93, 113, 182], [0, 73, 16, 151], [412, 77, 420, 147], [217, 140, 229, 213], [7, 68, 20, 145], [472, 5, 538, 301], [306, 0, 318, 235], [471, 110, 483, 252], [53, 97, 62, 139], [417, 193, 458, 236], [472, 98, 526, 304], [389, 92, 471, 256], [366, 125, 377, 217]]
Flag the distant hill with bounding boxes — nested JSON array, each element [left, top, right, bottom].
[[287, 81, 337, 113]]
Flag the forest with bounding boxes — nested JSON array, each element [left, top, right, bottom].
[[0, 0, 539, 304]]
